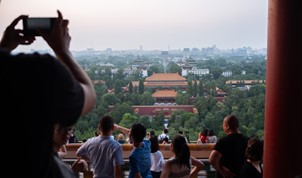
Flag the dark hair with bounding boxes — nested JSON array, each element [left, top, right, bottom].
[[245, 137, 263, 161], [201, 129, 208, 136], [164, 128, 169, 134], [99, 115, 114, 134], [226, 114, 239, 131], [150, 130, 155, 136], [172, 135, 190, 168], [208, 129, 215, 136], [131, 123, 146, 143], [94, 130, 99, 136], [150, 135, 159, 153], [178, 130, 183, 135]]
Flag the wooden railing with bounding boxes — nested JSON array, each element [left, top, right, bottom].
[[63, 143, 216, 178]]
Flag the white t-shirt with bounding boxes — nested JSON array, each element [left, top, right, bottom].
[[151, 151, 165, 172]]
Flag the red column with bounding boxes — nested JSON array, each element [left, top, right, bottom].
[[265, 0, 302, 177]]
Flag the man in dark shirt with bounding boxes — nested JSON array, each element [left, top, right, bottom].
[[209, 115, 249, 178], [0, 10, 96, 178]]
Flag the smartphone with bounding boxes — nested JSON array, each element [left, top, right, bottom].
[[23, 17, 56, 36]]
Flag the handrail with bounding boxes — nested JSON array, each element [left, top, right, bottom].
[[64, 143, 215, 159], [63, 143, 216, 178]]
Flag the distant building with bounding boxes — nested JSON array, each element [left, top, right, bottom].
[[161, 51, 169, 55], [187, 67, 209, 76], [183, 48, 190, 53], [222, 71, 232, 77], [225, 80, 266, 89], [152, 90, 177, 104], [144, 73, 187, 90], [185, 55, 197, 66]]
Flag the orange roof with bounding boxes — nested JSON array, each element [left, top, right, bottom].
[[152, 90, 177, 98], [145, 73, 186, 81], [144, 82, 187, 86]]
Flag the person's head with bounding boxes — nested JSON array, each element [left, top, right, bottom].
[[223, 114, 240, 134], [117, 133, 125, 141], [163, 128, 169, 134], [53, 123, 72, 150], [171, 135, 190, 168], [98, 115, 114, 135], [163, 136, 169, 144], [245, 137, 264, 162], [178, 130, 183, 135], [146, 132, 151, 139], [209, 129, 215, 136], [202, 129, 208, 136], [150, 135, 160, 153], [150, 130, 155, 136], [130, 123, 146, 144]]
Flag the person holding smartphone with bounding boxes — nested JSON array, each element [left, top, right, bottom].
[[0, 10, 96, 178]]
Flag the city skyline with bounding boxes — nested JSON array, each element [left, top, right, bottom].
[[0, 0, 268, 52]]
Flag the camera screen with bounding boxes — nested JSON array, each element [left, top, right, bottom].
[[27, 18, 52, 30], [23, 17, 56, 36]]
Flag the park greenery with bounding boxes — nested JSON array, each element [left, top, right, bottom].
[[74, 53, 266, 142]]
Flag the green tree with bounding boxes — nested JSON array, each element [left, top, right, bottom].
[[114, 79, 123, 94], [115, 68, 125, 80], [138, 79, 144, 94], [138, 116, 152, 129], [167, 62, 182, 75], [147, 64, 164, 76], [119, 113, 138, 128], [211, 67, 222, 80], [193, 81, 198, 97], [187, 81, 193, 96], [140, 91, 155, 105], [175, 91, 191, 105], [128, 81, 133, 94], [151, 112, 165, 131], [110, 102, 133, 123], [198, 80, 204, 97], [102, 93, 120, 106]]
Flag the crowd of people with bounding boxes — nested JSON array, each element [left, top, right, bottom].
[[1, 10, 263, 178]]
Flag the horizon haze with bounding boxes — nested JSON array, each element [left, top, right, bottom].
[[0, 0, 268, 52]]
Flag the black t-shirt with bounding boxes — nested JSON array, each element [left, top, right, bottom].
[[213, 133, 249, 178], [0, 50, 84, 177], [240, 161, 263, 178]]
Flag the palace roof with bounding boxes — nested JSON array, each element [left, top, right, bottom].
[[152, 90, 177, 98], [145, 73, 186, 81]]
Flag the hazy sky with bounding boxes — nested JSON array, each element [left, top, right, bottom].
[[0, 0, 268, 51]]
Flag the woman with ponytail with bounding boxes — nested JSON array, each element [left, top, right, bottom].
[[160, 135, 204, 178]]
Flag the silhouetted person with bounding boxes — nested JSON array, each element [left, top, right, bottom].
[[115, 123, 152, 178], [198, 128, 209, 143], [160, 135, 204, 178], [208, 129, 217, 143], [240, 137, 263, 178], [209, 114, 249, 178], [0, 10, 96, 178], [158, 128, 169, 144], [68, 131, 77, 143], [76, 116, 124, 178], [149, 135, 165, 178]]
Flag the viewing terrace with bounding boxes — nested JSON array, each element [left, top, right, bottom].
[[63, 143, 216, 178]]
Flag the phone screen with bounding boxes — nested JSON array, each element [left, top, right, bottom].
[[23, 17, 56, 36], [27, 18, 52, 30]]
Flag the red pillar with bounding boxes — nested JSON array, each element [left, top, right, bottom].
[[265, 0, 302, 177]]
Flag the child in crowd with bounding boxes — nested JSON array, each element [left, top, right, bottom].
[[115, 123, 152, 178]]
